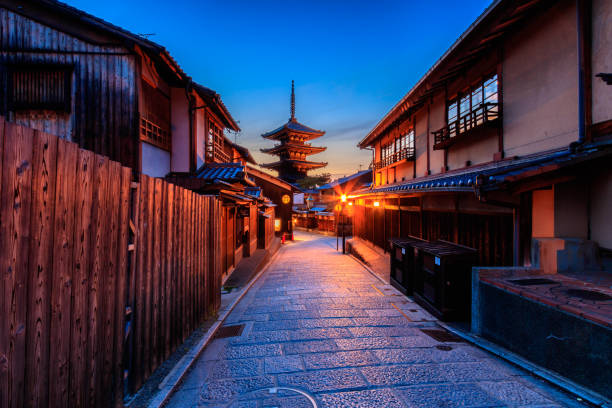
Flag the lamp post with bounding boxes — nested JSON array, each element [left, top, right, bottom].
[[340, 195, 347, 254]]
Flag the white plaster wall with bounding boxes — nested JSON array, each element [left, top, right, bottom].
[[592, 0, 612, 125], [196, 108, 206, 169], [503, 1, 578, 157], [141, 142, 170, 178], [171, 87, 190, 172], [590, 170, 612, 249]]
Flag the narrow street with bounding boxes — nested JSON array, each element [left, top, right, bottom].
[[167, 231, 587, 408]]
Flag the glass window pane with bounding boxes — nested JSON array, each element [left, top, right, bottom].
[[447, 100, 458, 121], [484, 74, 498, 102], [460, 95, 470, 118], [471, 86, 483, 108]]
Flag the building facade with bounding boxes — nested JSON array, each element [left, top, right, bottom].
[[354, 0, 611, 271], [0, 0, 242, 179]]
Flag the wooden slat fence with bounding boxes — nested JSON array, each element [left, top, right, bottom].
[[0, 118, 223, 407]]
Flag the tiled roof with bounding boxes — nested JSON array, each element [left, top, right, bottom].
[[262, 119, 325, 138], [318, 170, 372, 190], [195, 162, 246, 183], [355, 141, 612, 196], [244, 187, 262, 198]]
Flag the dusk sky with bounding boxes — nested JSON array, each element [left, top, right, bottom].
[[67, 0, 493, 179]]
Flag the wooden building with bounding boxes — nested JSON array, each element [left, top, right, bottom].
[[353, 0, 612, 272], [0, 0, 242, 178], [260, 81, 327, 183], [246, 165, 295, 237]]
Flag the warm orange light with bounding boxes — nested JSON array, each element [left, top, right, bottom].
[[340, 194, 347, 202], [373, 201, 380, 207], [274, 219, 281, 232], [348, 202, 353, 206]]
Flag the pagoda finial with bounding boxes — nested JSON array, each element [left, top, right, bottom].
[[290, 80, 296, 121]]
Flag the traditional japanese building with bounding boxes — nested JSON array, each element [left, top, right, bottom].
[[260, 81, 327, 183]]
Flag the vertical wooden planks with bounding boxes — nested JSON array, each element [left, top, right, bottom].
[[100, 160, 120, 408], [164, 183, 174, 358], [151, 178, 162, 370], [25, 128, 58, 408], [133, 174, 148, 391], [113, 165, 131, 407], [48, 140, 78, 406], [0, 122, 34, 408], [69, 148, 94, 408], [87, 154, 109, 406], [0, 117, 5, 408], [143, 176, 154, 379]]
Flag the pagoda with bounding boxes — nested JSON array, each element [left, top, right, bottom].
[[260, 81, 327, 183]]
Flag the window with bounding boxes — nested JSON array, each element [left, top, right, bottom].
[[207, 121, 230, 163], [7, 64, 72, 112], [446, 74, 498, 137], [140, 81, 171, 150]]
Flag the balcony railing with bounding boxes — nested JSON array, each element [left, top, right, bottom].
[[373, 146, 415, 170], [433, 102, 499, 149]]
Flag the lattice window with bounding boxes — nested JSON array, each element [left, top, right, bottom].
[[7, 64, 72, 111], [140, 81, 171, 151]]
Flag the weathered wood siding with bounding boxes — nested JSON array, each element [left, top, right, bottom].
[[0, 7, 139, 170], [0, 118, 223, 407]]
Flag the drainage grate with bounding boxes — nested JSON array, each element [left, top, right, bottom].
[[214, 324, 245, 339], [420, 329, 465, 343], [565, 289, 612, 301], [508, 278, 557, 286]]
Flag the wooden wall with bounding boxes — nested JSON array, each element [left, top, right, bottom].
[[0, 7, 139, 171], [353, 199, 513, 267], [0, 118, 222, 408]]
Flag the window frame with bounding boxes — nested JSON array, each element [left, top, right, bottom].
[[6, 63, 73, 112]]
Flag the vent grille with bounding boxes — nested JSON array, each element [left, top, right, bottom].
[[214, 324, 245, 339], [420, 329, 465, 343]]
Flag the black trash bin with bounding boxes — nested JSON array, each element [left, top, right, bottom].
[[389, 236, 428, 295], [412, 240, 477, 322]]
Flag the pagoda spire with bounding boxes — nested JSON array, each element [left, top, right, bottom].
[[290, 80, 296, 121]]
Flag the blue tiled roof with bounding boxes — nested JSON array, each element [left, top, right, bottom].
[[195, 162, 245, 183], [318, 170, 372, 190], [244, 187, 262, 198]]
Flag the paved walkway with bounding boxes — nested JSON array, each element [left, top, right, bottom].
[[167, 231, 587, 408]]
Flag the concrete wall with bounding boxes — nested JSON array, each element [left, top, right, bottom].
[[447, 134, 498, 171], [503, 1, 578, 157], [171, 87, 190, 172], [591, 170, 612, 249], [141, 142, 170, 178], [592, 0, 612, 125]]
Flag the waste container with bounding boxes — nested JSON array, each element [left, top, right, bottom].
[[412, 240, 477, 321], [389, 236, 428, 295]]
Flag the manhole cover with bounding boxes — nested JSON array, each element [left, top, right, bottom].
[[421, 329, 465, 343], [436, 345, 453, 351], [565, 288, 612, 301], [508, 278, 557, 286], [213, 324, 244, 339], [222, 387, 318, 408]]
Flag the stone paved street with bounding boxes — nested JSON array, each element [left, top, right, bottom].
[[167, 231, 588, 408]]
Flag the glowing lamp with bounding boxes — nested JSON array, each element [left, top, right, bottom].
[[274, 218, 281, 232], [340, 194, 347, 202], [348, 202, 353, 206], [373, 201, 380, 207], [334, 204, 342, 212]]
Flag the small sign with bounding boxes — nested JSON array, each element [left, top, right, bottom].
[[281, 194, 291, 204], [401, 248, 406, 255], [435, 256, 441, 266]]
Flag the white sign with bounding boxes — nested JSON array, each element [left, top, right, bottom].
[[293, 193, 305, 205]]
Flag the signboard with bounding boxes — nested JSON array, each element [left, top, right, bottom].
[[293, 193, 304, 205], [282, 194, 291, 204]]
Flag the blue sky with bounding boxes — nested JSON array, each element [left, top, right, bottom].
[[67, 0, 493, 178]]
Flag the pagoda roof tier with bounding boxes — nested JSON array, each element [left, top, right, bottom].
[[260, 159, 327, 170], [262, 118, 325, 140], [260, 143, 326, 155]]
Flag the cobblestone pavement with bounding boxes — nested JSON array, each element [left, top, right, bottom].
[[166, 231, 588, 408]]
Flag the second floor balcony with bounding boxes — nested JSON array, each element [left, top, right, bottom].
[[433, 102, 500, 150], [373, 146, 415, 170]]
